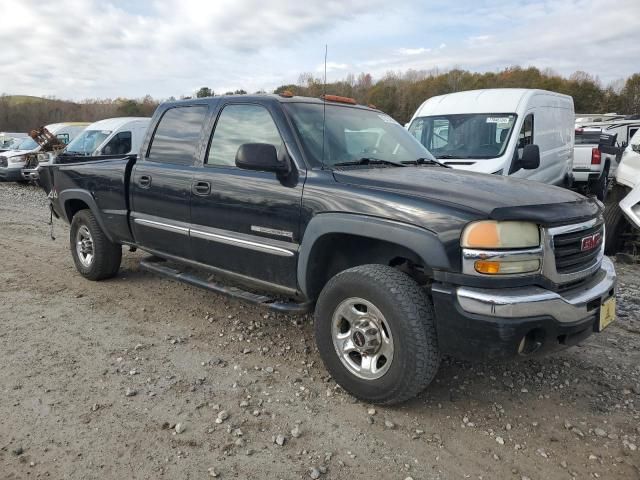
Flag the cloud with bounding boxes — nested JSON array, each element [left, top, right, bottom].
[[0, 0, 637, 100], [316, 62, 350, 73], [398, 48, 431, 56]]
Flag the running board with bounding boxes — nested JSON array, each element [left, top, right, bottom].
[[139, 256, 312, 314]]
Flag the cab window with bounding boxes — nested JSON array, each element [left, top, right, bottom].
[[147, 106, 208, 165], [518, 114, 534, 148], [103, 131, 132, 155], [207, 104, 284, 167]]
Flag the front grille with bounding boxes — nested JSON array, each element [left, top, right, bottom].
[[0, 156, 6, 167], [553, 223, 603, 274]]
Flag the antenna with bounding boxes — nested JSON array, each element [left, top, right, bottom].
[[321, 44, 328, 169]]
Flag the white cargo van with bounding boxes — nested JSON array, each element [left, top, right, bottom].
[[21, 117, 151, 181], [62, 117, 150, 157], [407, 88, 575, 186]]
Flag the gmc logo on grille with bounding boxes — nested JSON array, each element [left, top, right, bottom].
[[581, 232, 602, 251]]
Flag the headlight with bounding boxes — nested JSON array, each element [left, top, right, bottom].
[[461, 221, 540, 249], [7, 155, 26, 164]]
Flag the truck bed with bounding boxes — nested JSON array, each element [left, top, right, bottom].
[[41, 155, 137, 244]]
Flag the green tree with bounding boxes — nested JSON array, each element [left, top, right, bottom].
[[621, 74, 640, 114], [196, 87, 213, 98]]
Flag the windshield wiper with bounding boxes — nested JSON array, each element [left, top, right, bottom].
[[401, 157, 450, 168], [434, 154, 463, 159], [333, 157, 407, 168]]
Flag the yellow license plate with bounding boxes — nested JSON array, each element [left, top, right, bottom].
[[598, 297, 616, 332]]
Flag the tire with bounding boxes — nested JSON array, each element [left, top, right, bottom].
[[604, 184, 628, 255], [315, 264, 440, 405], [589, 166, 609, 201], [70, 209, 122, 280]]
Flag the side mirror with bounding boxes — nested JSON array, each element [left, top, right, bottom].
[[235, 143, 289, 174], [520, 144, 540, 170]]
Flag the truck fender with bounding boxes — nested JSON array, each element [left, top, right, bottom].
[[58, 189, 115, 243], [297, 213, 452, 297]]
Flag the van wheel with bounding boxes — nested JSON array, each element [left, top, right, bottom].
[[70, 209, 122, 280], [315, 264, 440, 405], [604, 184, 628, 255]]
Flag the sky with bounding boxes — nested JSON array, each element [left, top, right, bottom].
[[0, 0, 638, 100]]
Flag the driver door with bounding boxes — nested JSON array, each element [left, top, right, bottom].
[[189, 101, 304, 290]]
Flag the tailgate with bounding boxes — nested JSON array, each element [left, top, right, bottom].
[[573, 145, 593, 169]]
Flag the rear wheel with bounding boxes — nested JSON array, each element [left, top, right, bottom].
[[315, 264, 440, 405], [70, 209, 122, 280]]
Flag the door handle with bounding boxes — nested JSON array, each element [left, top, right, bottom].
[[139, 175, 152, 188], [193, 180, 211, 196]]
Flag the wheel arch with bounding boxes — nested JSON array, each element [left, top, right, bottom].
[[298, 213, 453, 300], [60, 189, 115, 243]]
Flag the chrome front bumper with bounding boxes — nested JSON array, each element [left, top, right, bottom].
[[456, 256, 616, 323]]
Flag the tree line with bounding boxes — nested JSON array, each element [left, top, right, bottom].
[[276, 67, 640, 124], [1, 66, 638, 131]]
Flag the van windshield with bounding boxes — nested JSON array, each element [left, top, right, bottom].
[[284, 103, 435, 168], [66, 129, 112, 155], [408, 113, 517, 160]]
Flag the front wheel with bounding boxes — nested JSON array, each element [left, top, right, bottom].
[[70, 209, 122, 280], [315, 264, 440, 405]]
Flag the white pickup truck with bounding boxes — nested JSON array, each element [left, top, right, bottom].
[[604, 130, 640, 253], [572, 128, 619, 201]]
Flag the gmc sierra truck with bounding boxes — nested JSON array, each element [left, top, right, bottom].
[[41, 94, 617, 405]]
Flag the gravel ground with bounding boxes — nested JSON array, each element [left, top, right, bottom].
[[1, 181, 639, 480]]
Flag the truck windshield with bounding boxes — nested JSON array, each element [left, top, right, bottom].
[[65, 129, 112, 155], [408, 113, 517, 160], [284, 103, 435, 168], [15, 137, 38, 151]]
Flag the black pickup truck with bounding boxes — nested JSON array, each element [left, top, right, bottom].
[[41, 94, 617, 404]]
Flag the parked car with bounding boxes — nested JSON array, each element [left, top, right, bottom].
[[21, 117, 150, 181], [0, 123, 88, 182], [41, 94, 616, 405], [407, 88, 575, 186], [0, 132, 27, 152], [572, 127, 618, 200], [604, 130, 640, 253]]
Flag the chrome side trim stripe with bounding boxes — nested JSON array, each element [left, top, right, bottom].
[[134, 217, 189, 234], [190, 228, 295, 257], [133, 216, 296, 257]]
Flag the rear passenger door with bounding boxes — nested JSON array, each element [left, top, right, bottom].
[[189, 101, 303, 290], [131, 104, 209, 259]]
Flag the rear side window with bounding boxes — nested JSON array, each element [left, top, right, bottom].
[[148, 106, 208, 165], [103, 131, 132, 155], [207, 104, 284, 167]]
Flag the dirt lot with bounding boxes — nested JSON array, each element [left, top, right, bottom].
[[1, 182, 639, 480]]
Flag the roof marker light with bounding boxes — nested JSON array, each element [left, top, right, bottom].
[[321, 94, 357, 105]]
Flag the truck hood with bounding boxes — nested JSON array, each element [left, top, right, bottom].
[[333, 167, 601, 226], [0, 148, 35, 157]]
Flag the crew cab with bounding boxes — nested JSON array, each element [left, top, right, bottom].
[[41, 94, 617, 405]]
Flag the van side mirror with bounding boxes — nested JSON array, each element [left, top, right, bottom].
[[236, 143, 290, 174], [520, 144, 540, 170]]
